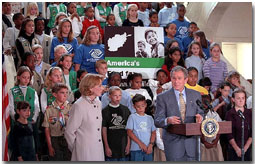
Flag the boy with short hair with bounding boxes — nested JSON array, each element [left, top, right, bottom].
[[102, 86, 131, 161], [2, 2, 14, 32], [136, 41, 148, 58], [171, 4, 190, 39], [126, 94, 156, 161], [3, 12, 24, 57], [3, 12, 24, 90], [95, 59, 108, 86], [138, 2, 150, 27], [34, 17, 52, 64], [158, 2, 177, 27], [149, 11, 159, 27], [67, 3, 83, 40], [182, 22, 199, 58], [42, 83, 72, 161]]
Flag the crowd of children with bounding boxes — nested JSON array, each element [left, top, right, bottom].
[[2, 2, 252, 162]]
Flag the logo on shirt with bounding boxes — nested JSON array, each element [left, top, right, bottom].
[[109, 114, 125, 129], [89, 49, 103, 59], [62, 44, 73, 53], [168, 13, 176, 21], [139, 121, 148, 132], [178, 26, 188, 37]]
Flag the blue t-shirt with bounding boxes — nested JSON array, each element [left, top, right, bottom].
[[182, 35, 194, 59], [51, 62, 57, 67], [202, 41, 211, 60], [73, 44, 105, 73], [50, 37, 78, 60], [138, 9, 150, 27], [171, 18, 190, 40], [102, 77, 108, 86], [164, 36, 184, 52], [126, 113, 156, 151], [158, 6, 178, 27]]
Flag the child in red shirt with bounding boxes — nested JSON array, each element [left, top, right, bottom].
[[81, 6, 104, 39]]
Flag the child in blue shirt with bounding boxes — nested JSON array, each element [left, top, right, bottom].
[[158, 2, 177, 27], [74, 25, 105, 73], [171, 4, 190, 40], [126, 94, 156, 161], [164, 23, 184, 52], [182, 22, 199, 59], [49, 18, 78, 63]]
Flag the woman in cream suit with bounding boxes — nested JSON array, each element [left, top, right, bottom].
[[65, 73, 105, 161]]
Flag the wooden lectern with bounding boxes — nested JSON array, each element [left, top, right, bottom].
[[167, 121, 232, 161], [167, 121, 232, 136]]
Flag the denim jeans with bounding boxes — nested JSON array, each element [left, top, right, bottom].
[[130, 150, 153, 161], [106, 156, 129, 161]]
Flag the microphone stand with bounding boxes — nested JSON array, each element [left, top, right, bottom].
[[241, 118, 245, 161], [237, 110, 245, 161], [195, 100, 207, 162], [197, 135, 201, 161]]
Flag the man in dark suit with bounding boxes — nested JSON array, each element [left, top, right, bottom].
[[154, 66, 204, 161]]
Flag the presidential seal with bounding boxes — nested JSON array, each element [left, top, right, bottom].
[[201, 118, 219, 138]]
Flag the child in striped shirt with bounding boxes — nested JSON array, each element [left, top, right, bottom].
[[203, 42, 228, 95]]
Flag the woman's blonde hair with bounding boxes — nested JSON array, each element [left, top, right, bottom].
[[26, 2, 39, 17], [57, 18, 74, 43], [15, 66, 32, 86], [44, 67, 65, 89], [127, 4, 138, 19], [81, 25, 102, 46], [79, 73, 104, 96]]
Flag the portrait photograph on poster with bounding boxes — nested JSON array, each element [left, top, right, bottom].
[[134, 27, 164, 58]]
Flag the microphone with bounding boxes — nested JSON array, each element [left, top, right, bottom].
[[204, 100, 213, 111], [196, 99, 207, 111], [237, 110, 245, 120]]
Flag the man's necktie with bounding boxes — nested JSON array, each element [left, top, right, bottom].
[[179, 92, 186, 122]]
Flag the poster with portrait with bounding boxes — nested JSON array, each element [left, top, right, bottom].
[[104, 26, 164, 79], [134, 27, 164, 58]]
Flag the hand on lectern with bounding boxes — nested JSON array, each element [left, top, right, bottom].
[[195, 114, 203, 123], [167, 116, 181, 124]]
